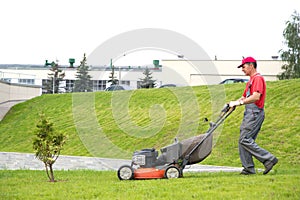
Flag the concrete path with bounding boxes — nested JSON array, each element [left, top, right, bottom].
[[0, 152, 243, 173], [0, 100, 25, 121]]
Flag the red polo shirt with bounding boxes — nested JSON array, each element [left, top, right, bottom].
[[242, 73, 266, 109]]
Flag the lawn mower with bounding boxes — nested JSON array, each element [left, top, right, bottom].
[[117, 104, 235, 180]]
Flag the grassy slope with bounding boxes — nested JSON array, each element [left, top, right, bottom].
[[0, 79, 299, 170]]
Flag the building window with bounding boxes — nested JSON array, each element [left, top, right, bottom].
[[120, 80, 130, 86], [42, 79, 50, 86], [18, 79, 34, 85], [42, 79, 51, 94], [93, 80, 107, 91], [66, 80, 75, 92], [1, 78, 11, 83]]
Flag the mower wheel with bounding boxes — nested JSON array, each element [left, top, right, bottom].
[[164, 166, 180, 179], [117, 165, 134, 180]]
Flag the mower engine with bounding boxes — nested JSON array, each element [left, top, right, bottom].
[[132, 148, 159, 168], [118, 141, 183, 180]]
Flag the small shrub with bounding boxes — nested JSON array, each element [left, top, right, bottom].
[[33, 113, 67, 182]]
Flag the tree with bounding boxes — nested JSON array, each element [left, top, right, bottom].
[[33, 113, 67, 182], [74, 53, 92, 92], [108, 59, 118, 85], [139, 67, 156, 88], [278, 10, 300, 80], [46, 62, 65, 93]]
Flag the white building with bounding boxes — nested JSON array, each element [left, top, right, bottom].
[[0, 59, 284, 94], [162, 59, 284, 85]]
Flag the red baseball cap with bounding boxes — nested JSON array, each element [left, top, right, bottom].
[[237, 57, 256, 68]]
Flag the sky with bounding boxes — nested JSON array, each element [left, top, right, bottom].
[[0, 0, 299, 66]]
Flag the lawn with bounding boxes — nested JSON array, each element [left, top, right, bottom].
[[0, 79, 299, 168], [0, 79, 300, 199], [1, 169, 299, 200]]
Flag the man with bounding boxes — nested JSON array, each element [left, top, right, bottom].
[[229, 57, 278, 175]]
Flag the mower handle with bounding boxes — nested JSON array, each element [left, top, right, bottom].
[[180, 104, 235, 168]]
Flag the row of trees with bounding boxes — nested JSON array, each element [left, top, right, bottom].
[[45, 54, 157, 94], [45, 54, 92, 93]]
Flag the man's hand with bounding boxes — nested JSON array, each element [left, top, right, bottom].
[[229, 100, 241, 107]]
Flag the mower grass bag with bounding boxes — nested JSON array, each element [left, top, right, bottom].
[[180, 133, 213, 165]]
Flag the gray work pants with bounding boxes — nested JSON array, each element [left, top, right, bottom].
[[239, 104, 275, 173]]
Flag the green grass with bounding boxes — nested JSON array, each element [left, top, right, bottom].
[[0, 79, 300, 199], [0, 79, 300, 169], [1, 79, 299, 169], [1, 170, 299, 200]]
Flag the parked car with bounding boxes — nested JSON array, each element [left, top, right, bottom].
[[219, 78, 249, 84], [159, 84, 177, 88], [105, 85, 132, 91]]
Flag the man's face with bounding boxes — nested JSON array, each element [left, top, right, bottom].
[[241, 63, 253, 76]]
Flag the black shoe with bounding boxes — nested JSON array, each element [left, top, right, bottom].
[[263, 157, 278, 175], [240, 169, 255, 175]]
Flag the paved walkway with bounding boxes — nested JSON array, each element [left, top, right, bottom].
[[0, 100, 25, 121], [0, 152, 243, 173]]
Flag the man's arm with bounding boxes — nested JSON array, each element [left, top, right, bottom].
[[240, 92, 261, 104], [230, 92, 261, 107]]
